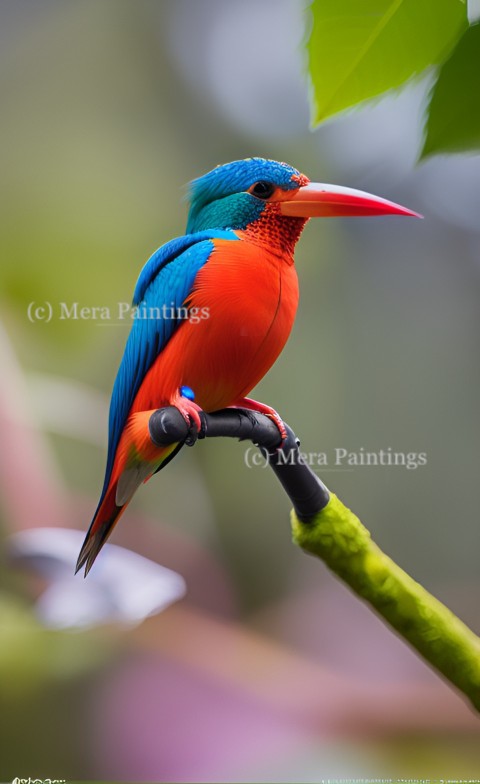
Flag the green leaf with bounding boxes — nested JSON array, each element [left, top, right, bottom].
[[421, 23, 480, 158], [307, 0, 468, 125]]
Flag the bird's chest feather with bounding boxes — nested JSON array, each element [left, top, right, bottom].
[[185, 239, 299, 407], [195, 239, 297, 341], [142, 239, 299, 411]]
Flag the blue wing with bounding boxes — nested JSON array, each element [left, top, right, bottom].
[[98, 229, 238, 504]]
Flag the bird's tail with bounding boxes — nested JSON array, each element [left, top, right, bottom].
[[75, 482, 127, 577], [76, 410, 180, 577]]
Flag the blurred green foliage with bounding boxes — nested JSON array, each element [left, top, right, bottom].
[[422, 23, 480, 157]]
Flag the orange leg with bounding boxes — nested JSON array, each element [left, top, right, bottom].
[[171, 388, 203, 432]]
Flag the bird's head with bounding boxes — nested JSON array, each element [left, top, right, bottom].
[[186, 158, 420, 242]]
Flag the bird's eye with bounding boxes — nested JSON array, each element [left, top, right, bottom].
[[250, 181, 275, 200]]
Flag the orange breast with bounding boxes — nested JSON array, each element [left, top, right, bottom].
[[131, 239, 299, 413]]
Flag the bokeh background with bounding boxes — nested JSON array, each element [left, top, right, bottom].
[[1, 1, 480, 780]]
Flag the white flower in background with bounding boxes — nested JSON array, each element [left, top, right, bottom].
[[8, 527, 186, 630]]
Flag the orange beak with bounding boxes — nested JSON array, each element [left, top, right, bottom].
[[279, 183, 422, 219]]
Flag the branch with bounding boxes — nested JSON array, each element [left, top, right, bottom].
[[149, 406, 330, 519], [149, 406, 480, 713]]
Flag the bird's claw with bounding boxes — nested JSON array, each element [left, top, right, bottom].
[[231, 397, 288, 447], [266, 410, 288, 445], [173, 391, 204, 445]]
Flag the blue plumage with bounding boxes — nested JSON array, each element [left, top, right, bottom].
[[99, 229, 239, 505], [132, 229, 237, 305], [187, 158, 302, 233]]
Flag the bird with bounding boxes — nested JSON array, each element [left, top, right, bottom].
[[76, 157, 419, 576]]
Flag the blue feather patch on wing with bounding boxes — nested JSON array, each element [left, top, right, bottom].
[[99, 229, 238, 503], [133, 230, 237, 306]]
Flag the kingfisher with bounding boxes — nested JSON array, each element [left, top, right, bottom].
[[76, 158, 418, 575]]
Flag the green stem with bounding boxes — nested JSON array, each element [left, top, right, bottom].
[[291, 493, 480, 712]]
